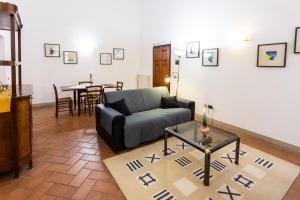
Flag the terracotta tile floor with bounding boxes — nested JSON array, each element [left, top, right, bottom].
[[0, 106, 123, 200], [0, 105, 299, 200]]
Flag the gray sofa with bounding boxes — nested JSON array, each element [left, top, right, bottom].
[[96, 87, 195, 152]]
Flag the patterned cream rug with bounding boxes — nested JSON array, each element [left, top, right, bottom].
[[104, 137, 299, 200]]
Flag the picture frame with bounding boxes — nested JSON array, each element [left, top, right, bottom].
[[100, 53, 112, 65], [294, 27, 300, 53], [113, 48, 125, 60], [202, 48, 219, 66], [63, 51, 78, 64], [44, 43, 60, 57], [257, 43, 287, 67], [186, 41, 200, 58]]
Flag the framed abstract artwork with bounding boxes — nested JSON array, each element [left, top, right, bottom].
[[294, 27, 300, 53], [202, 48, 219, 66], [63, 51, 78, 64], [44, 43, 60, 57], [186, 41, 200, 58], [257, 43, 287, 67], [113, 48, 125, 60], [100, 53, 112, 65]]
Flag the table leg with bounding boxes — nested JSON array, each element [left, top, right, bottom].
[[204, 150, 211, 186], [73, 91, 77, 111], [164, 131, 168, 156], [235, 138, 240, 165], [77, 90, 81, 117]]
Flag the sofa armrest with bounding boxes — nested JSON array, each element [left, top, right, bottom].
[[96, 104, 125, 134], [96, 104, 126, 152], [178, 98, 195, 120]]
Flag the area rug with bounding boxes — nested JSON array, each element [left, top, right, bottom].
[[104, 137, 299, 200]]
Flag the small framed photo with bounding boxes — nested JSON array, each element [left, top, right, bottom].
[[202, 48, 219, 66], [257, 43, 287, 67], [63, 51, 78, 64], [100, 53, 112, 65], [186, 41, 200, 58], [44, 43, 60, 57], [113, 48, 125, 60], [294, 27, 300, 53]]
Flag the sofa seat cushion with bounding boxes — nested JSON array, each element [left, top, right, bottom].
[[124, 108, 191, 148]]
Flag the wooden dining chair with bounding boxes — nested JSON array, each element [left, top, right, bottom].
[[116, 81, 123, 90], [53, 84, 73, 118], [78, 81, 93, 109], [86, 85, 102, 116]]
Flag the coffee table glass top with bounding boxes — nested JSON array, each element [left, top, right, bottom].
[[165, 121, 239, 153]]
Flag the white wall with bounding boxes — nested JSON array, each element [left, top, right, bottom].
[[4, 0, 141, 103], [140, 0, 300, 147], [2, 0, 299, 147]]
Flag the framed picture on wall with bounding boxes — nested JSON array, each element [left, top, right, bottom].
[[186, 41, 200, 58], [113, 48, 125, 60], [100, 53, 112, 65], [44, 43, 60, 57], [257, 43, 287, 67], [202, 48, 219, 66], [63, 51, 78, 64], [294, 27, 300, 53]]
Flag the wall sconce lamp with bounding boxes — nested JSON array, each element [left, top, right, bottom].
[[244, 35, 252, 42], [231, 33, 253, 47]]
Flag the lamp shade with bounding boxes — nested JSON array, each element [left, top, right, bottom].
[[165, 77, 171, 83]]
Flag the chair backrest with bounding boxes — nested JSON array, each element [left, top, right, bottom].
[[79, 81, 93, 86], [53, 84, 58, 102], [116, 81, 123, 90], [86, 85, 102, 99]]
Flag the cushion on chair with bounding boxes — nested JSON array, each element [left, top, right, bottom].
[[108, 99, 131, 116], [123, 108, 191, 147], [161, 96, 179, 108]]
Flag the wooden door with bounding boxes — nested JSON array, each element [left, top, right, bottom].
[[153, 44, 171, 90]]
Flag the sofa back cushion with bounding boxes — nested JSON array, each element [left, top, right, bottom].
[[104, 87, 170, 113], [107, 99, 132, 116]]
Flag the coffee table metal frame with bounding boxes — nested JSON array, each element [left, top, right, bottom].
[[164, 121, 240, 186]]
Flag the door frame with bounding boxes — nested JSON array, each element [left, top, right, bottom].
[[152, 43, 171, 91]]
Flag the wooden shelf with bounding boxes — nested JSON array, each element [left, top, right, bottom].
[[15, 85, 33, 98], [0, 2, 17, 13], [0, 3, 22, 31], [0, 2, 30, 178], [0, 60, 21, 66], [0, 85, 32, 98]]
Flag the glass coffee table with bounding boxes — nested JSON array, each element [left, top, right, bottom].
[[164, 120, 240, 186]]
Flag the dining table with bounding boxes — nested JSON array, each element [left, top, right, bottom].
[[60, 83, 117, 116]]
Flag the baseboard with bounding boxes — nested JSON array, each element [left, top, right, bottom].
[[32, 102, 55, 108], [195, 113, 300, 154]]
